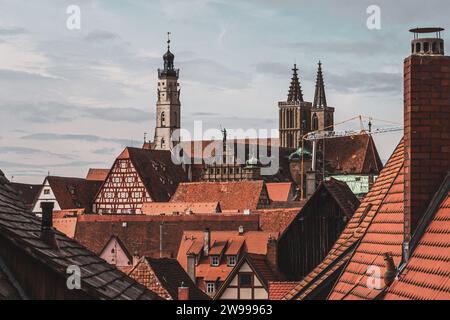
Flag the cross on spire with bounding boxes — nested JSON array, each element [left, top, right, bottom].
[[167, 32, 171, 48], [313, 60, 327, 108]]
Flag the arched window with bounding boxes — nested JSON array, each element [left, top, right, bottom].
[[312, 113, 319, 131], [161, 112, 165, 127], [432, 42, 437, 54], [161, 138, 165, 148]]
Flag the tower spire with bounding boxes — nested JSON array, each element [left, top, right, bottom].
[[313, 61, 327, 108], [287, 64, 304, 102]]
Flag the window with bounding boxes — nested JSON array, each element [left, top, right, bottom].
[[227, 255, 237, 267], [211, 256, 220, 266], [43, 189, 50, 195], [238, 273, 252, 288], [161, 112, 165, 126], [206, 282, 215, 294]]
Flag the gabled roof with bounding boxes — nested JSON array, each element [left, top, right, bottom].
[[321, 134, 383, 175], [129, 257, 209, 300], [141, 202, 221, 215], [85, 168, 109, 181], [110, 147, 188, 202], [266, 182, 294, 202], [323, 178, 361, 219], [45, 176, 102, 212], [214, 253, 280, 299], [170, 181, 267, 212], [255, 207, 302, 233], [177, 231, 279, 283], [0, 169, 159, 300], [283, 139, 404, 300], [9, 182, 41, 210], [383, 175, 450, 300]]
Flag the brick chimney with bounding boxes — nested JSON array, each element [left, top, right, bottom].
[[178, 282, 189, 300], [404, 27, 450, 248]]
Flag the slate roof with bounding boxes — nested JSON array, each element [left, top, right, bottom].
[[170, 181, 267, 212], [9, 182, 41, 211], [283, 139, 404, 300], [46, 176, 102, 212], [0, 169, 160, 300], [129, 257, 209, 300], [383, 175, 450, 300]]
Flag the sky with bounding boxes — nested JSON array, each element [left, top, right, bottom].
[[0, 0, 448, 183]]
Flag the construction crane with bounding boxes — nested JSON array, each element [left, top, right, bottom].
[[299, 115, 403, 199]]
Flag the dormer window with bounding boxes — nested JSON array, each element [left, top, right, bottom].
[[227, 255, 237, 267], [211, 256, 220, 266]]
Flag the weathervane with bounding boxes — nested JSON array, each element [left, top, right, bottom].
[[167, 31, 171, 49]]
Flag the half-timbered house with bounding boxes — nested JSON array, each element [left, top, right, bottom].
[[93, 147, 188, 214]]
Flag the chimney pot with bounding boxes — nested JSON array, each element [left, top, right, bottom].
[[178, 282, 189, 301]]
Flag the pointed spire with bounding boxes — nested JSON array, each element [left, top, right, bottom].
[[287, 64, 304, 102], [313, 61, 327, 108]]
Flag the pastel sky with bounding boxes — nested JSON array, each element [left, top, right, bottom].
[[0, 0, 448, 183]]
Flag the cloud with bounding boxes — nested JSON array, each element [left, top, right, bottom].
[[0, 26, 27, 36], [21, 133, 131, 146], [0, 146, 76, 160], [182, 58, 251, 90], [1, 101, 152, 123], [84, 30, 120, 42], [254, 62, 290, 77], [326, 71, 402, 94]]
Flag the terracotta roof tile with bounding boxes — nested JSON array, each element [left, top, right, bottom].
[[85, 168, 109, 181], [171, 181, 267, 212], [255, 207, 302, 233], [142, 202, 220, 215], [283, 139, 404, 300], [269, 281, 299, 300], [266, 183, 294, 202], [384, 180, 450, 300]]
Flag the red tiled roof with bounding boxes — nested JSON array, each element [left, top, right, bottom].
[[0, 169, 159, 300], [128, 257, 209, 300], [384, 178, 450, 300], [53, 217, 77, 238], [141, 202, 220, 215], [255, 207, 302, 233], [321, 134, 383, 175], [178, 230, 279, 283], [85, 168, 109, 181], [266, 182, 294, 202], [74, 214, 260, 259], [329, 139, 405, 300], [46, 176, 102, 212], [283, 139, 404, 300], [269, 281, 300, 300], [171, 181, 267, 212]]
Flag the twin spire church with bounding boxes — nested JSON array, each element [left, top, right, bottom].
[[148, 34, 335, 151], [278, 62, 335, 149]]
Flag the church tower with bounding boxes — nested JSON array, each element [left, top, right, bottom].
[[153, 33, 181, 150], [311, 61, 334, 132], [278, 64, 312, 148]]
